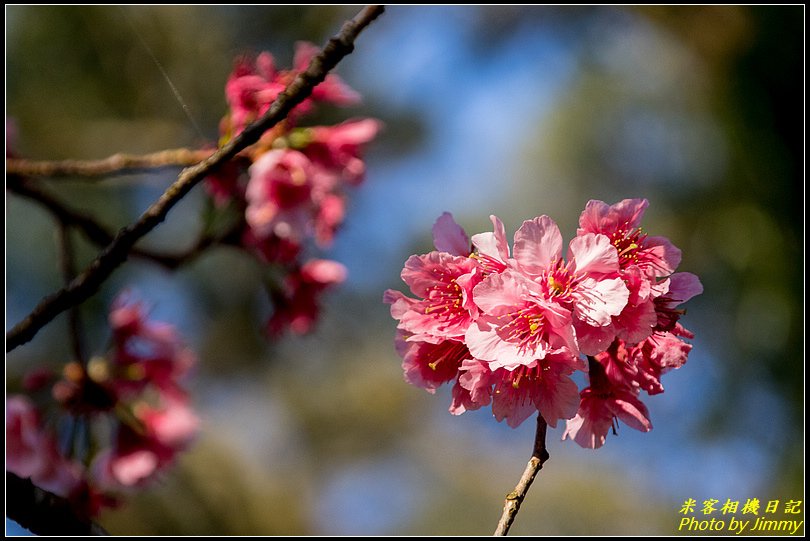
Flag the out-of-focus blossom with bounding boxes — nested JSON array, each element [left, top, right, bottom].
[[204, 45, 378, 338], [267, 259, 347, 336], [8, 293, 199, 516], [246, 149, 322, 243], [222, 43, 359, 138], [7, 396, 53, 481], [305, 119, 382, 185]]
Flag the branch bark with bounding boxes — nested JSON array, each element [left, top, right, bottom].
[[6, 4, 385, 352], [6, 472, 108, 535], [56, 222, 86, 364], [493, 414, 550, 536], [7, 176, 231, 269], [6, 148, 214, 179]]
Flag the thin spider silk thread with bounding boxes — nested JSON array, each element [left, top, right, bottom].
[[119, 7, 206, 140]]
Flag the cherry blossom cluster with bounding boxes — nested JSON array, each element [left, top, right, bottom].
[[206, 43, 380, 336], [385, 199, 702, 448], [6, 293, 199, 516]]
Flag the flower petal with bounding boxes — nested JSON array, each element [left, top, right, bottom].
[[513, 216, 562, 275], [568, 233, 619, 275], [573, 276, 629, 327], [432, 212, 470, 256], [472, 215, 509, 262]]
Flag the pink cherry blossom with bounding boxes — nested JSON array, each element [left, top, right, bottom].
[[384, 214, 481, 340], [387, 202, 700, 444], [465, 270, 578, 370], [245, 148, 356, 249], [432, 211, 471, 257], [548, 232, 629, 328], [6, 395, 82, 498], [93, 448, 160, 489], [92, 396, 199, 491], [563, 360, 652, 449], [204, 157, 250, 207], [511, 215, 564, 275], [651, 272, 703, 332], [610, 266, 658, 345], [246, 149, 320, 242], [453, 352, 580, 428], [385, 251, 482, 339], [224, 52, 287, 136], [313, 193, 346, 247], [493, 358, 580, 429], [562, 385, 652, 449], [396, 331, 471, 393], [471, 215, 510, 274], [452, 359, 495, 414], [632, 324, 695, 395], [305, 118, 381, 185], [6, 396, 51, 480], [109, 295, 195, 397], [138, 398, 200, 449], [449, 378, 482, 416], [592, 327, 697, 398], [474, 215, 629, 334], [93, 395, 199, 491], [242, 227, 301, 265], [592, 339, 639, 392], [293, 41, 361, 106], [266, 259, 347, 336], [223, 44, 359, 137], [578, 198, 681, 278]]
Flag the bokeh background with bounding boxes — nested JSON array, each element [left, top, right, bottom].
[[6, 5, 803, 535]]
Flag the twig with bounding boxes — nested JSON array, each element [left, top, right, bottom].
[[6, 472, 108, 535], [6, 5, 385, 352], [493, 414, 550, 536], [7, 176, 230, 269], [56, 222, 85, 365], [8, 176, 120, 249], [6, 148, 214, 179]]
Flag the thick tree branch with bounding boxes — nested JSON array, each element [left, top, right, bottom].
[[493, 414, 550, 536], [6, 5, 385, 352], [6, 148, 214, 179], [6, 472, 108, 535]]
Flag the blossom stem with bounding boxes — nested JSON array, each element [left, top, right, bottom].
[[493, 414, 550, 536], [5, 4, 385, 352], [6, 148, 215, 180]]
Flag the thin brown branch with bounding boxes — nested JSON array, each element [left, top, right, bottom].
[[493, 414, 550, 536], [7, 176, 229, 269], [6, 148, 214, 179], [6, 472, 108, 535], [56, 222, 86, 365], [6, 5, 385, 352], [8, 176, 119, 249]]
